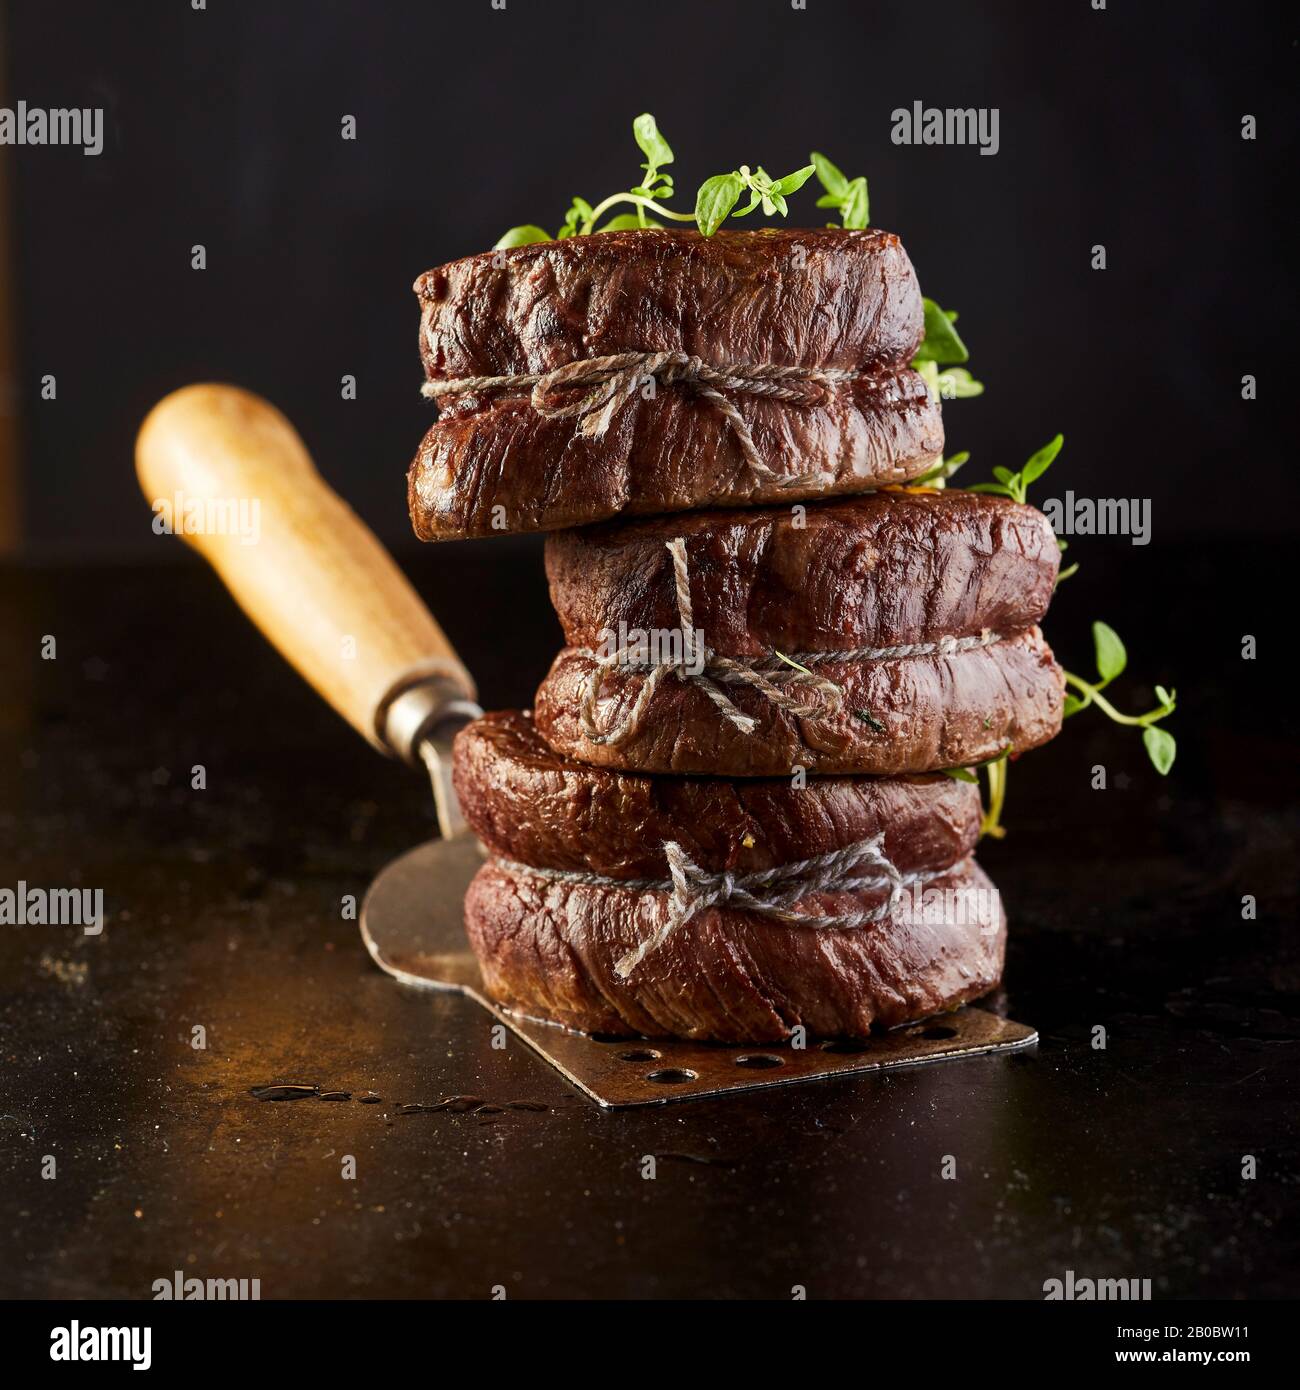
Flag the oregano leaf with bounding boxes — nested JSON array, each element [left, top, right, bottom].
[[810, 151, 849, 199], [775, 164, 816, 196], [695, 173, 744, 236], [632, 113, 673, 173], [493, 225, 552, 249], [1021, 433, 1064, 485], [913, 297, 970, 365], [1143, 725, 1176, 775], [842, 176, 869, 229], [1092, 621, 1128, 683]]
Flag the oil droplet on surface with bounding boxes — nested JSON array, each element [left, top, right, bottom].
[[249, 1084, 320, 1101]]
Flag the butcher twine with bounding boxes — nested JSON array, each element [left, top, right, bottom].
[[420, 349, 858, 486], [576, 536, 1003, 747], [497, 834, 951, 978]]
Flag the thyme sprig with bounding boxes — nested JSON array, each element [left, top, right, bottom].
[[912, 450, 971, 488], [944, 439, 1177, 830], [810, 151, 869, 228], [946, 618, 1176, 840], [695, 163, 817, 238], [944, 749, 1012, 839], [495, 114, 813, 248], [967, 433, 1063, 505], [1063, 623, 1177, 775], [911, 300, 984, 400], [495, 128, 985, 404], [811, 154, 983, 402]]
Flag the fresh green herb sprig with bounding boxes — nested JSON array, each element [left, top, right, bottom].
[[628, 112, 674, 226], [980, 751, 1010, 839], [967, 433, 1063, 505], [810, 152, 869, 228], [772, 650, 816, 679], [944, 439, 1179, 833], [1064, 623, 1177, 775], [494, 223, 556, 249], [915, 298, 970, 366], [917, 365, 983, 400], [695, 163, 817, 238], [496, 127, 976, 402], [496, 127, 987, 404], [912, 450, 971, 488], [965, 434, 1077, 582], [944, 749, 1011, 839], [948, 655, 1177, 840], [945, 621, 1176, 839], [495, 114, 813, 248], [911, 298, 983, 400]]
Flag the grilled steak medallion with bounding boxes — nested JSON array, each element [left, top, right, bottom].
[[408, 228, 941, 539], [453, 709, 980, 881], [546, 491, 1060, 658], [464, 854, 1005, 1042], [534, 627, 1064, 776], [415, 228, 925, 380]]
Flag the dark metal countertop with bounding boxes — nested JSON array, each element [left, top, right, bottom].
[[1, 542, 1295, 1300]]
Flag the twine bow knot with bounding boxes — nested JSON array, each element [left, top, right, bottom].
[[614, 835, 906, 977], [421, 349, 856, 485], [579, 537, 845, 747]]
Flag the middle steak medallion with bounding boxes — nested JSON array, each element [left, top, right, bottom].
[[535, 490, 1065, 775]]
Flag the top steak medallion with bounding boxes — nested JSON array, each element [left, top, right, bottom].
[[414, 227, 925, 379], [408, 228, 943, 539]]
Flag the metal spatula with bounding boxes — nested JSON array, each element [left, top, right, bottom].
[[135, 384, 1035, 1106]]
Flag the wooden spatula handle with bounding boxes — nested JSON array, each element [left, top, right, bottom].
[[135, 383, 476, 754]]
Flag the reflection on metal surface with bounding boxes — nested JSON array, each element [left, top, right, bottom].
[[360, 837, 1037, 1109]]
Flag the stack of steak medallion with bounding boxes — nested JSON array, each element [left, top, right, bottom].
[[408, 227, 1065, 1044]]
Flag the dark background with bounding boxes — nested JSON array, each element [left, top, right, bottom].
[[0, 1, 1297, 1306], [2, 0, 1297, 558]]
